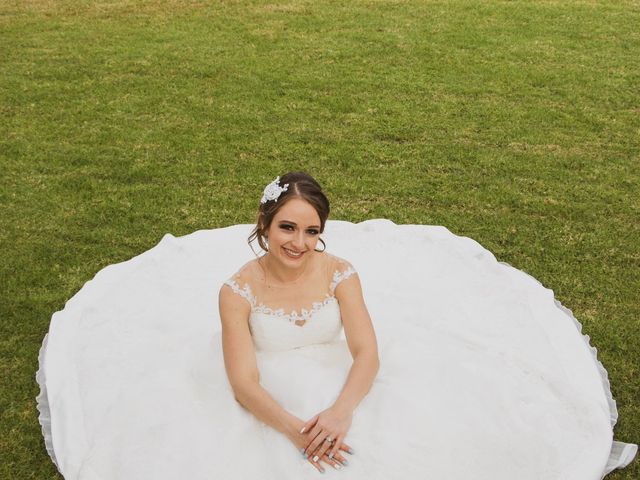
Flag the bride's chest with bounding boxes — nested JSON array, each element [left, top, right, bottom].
[[223, 253, 357, 351], [248, 297, 343, 351]]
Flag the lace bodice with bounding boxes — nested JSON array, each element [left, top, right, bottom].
[[223, 254, 357, 351]]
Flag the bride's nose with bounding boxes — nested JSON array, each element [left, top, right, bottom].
[[292, 231, 305, 249]]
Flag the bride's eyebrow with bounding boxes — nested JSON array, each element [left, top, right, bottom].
[[279, 220, 320, 229]]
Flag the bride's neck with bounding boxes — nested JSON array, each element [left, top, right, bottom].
[[261, 252, 313, 285]]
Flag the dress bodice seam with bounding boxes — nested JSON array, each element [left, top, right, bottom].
[[250, 294, 339, 322]]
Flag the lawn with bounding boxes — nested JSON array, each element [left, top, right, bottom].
[[1, 0, 638, 478]]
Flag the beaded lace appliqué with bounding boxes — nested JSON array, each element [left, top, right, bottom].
[[330, 265, 356, 293], [223, 264, 356, 326]]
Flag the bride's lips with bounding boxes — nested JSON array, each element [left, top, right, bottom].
[[282, 247, 306, 259]]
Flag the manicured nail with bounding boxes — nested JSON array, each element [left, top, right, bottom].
[[333, 463, 342, 470], [341, 458, 349, 466], [303, 453, 308, 459], [313, 455, 319, 462], [348, 447, 355, 454], [319, 467, 325, 473]]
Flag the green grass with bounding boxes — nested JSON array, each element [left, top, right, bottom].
[[1, 0, 638, 477]]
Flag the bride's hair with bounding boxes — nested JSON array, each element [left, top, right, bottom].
[[248, 171, 330, 256]]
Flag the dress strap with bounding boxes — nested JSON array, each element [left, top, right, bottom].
[[223, 275, 257, 308], [329, 261, 357, 294]]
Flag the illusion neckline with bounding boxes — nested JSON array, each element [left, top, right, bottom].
[[224, 259, 356, 327], [249, 294, 339, 327]]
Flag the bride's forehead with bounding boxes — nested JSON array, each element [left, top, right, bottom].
[[274, 199, 320, 223]]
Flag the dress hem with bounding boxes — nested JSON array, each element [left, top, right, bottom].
[[35, 332, 61, 474], [496, 260, 637, 474]]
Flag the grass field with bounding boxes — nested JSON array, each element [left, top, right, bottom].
[[1, 0, 638, 478]]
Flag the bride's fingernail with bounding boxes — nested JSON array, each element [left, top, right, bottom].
[[348, 447, 355, 454], [341, 458, 349, 466], [333, 463, 342, 470]]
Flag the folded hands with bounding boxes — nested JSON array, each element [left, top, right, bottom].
[[287, 405, 355, 473]]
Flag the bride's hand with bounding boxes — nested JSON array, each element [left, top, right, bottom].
[[301, 405, 354, 464], [287, 417, 352, 473]]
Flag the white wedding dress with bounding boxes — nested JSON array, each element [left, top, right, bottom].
[[36, 219, 637, 479]]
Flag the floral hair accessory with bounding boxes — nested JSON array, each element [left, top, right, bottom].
[[261, 176, 289, 204]]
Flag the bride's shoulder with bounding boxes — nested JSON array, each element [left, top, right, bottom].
[[322, 252, 359, 297], [219, 259, 261, 306], [323, 252, 357, 276], [230, 258, 262, 283]]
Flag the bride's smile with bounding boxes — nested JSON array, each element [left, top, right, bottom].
[[282, 247, 305, 259]]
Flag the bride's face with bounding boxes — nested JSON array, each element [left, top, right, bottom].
[[265, 198, 322, 265]]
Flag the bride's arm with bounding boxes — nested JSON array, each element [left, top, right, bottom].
[[218, 285, 299, 438], [300, 270, 379, 459], [332, 272, 380, 414]]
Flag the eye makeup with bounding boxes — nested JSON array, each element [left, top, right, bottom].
[[279, 222, 319, 235]]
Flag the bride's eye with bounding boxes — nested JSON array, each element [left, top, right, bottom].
[[279, 224, 318, 234]]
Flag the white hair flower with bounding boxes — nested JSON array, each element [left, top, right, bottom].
[[261, 176, 289, 204]]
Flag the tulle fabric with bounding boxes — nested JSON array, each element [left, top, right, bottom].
[[36, 219, 637, 479]]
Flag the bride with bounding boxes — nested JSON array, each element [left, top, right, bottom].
[[219, 172, 378, 473]]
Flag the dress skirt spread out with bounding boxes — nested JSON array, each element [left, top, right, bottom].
[[36, 219, 637, 479]]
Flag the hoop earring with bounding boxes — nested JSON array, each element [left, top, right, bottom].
[[314, 237, 326, 253]]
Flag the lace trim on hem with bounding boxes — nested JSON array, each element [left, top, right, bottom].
[[496, 260, 618, 428], [496, 260, 638, 475], [35, 332, 61, 472]]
